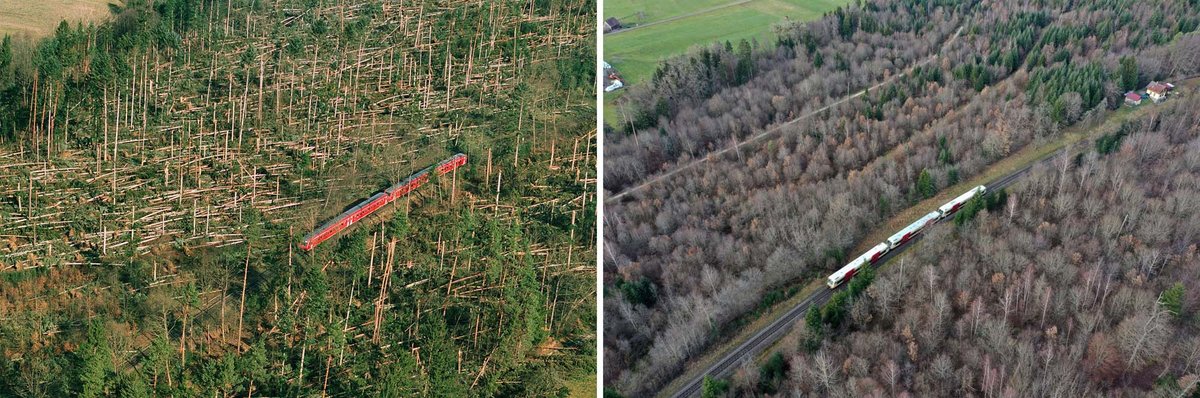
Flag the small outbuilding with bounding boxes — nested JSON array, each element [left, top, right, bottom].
[[604, 18, 622, 33], [1125, 92, 1142, 106]]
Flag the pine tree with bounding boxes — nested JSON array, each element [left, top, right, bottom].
[[916, 169, 937, 199], [701, 375, 729, 398], [422, 316, 466, 397], [804, 306, 824, 352], [1119, 56, 1138, 91], [1162, 282, 1185, 318], [377, 350, 427, 397], [78, 320, 114, 398]]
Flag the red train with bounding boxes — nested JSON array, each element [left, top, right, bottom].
[[300, 153, 468, 251]]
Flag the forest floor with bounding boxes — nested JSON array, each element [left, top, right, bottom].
[[657, 76, 1200, 397], [601, 0, 848, 127], [564, 373, 597, 397], [602, 92, 626, 131], [0, 0, 112, 37]]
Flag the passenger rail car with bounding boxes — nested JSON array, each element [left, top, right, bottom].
[[826, 185, 986, 288], [299, 153, 468, 251]]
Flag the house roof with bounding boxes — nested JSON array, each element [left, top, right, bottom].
[[1126, 92, 1141, 101], [1147, 83, 1168, 93], [606, 17, 620, 26]]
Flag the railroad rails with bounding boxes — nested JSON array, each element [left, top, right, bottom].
[[299, 153, 468, 251]]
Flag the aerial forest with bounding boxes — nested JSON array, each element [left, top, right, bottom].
[[0, 0, 596, 396], [750, 89, 1200, 397], [602, 0, 1200, 396]]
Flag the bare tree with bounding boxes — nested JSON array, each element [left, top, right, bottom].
[[811, 349, 839, 393], [1117, 299, 1173, 371]]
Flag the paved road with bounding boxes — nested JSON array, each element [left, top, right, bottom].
[[607, 26, 964, 203], [667, 139, 1076, 398]]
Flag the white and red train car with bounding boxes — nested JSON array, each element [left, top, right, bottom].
[[885, 210, 941, 250], [300, 153, 468, 251], [826, 185, 986, 288], [938, 186, 987, 219], [826, 243, 888, 289]]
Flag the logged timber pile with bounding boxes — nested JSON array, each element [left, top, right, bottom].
[[300, 153, 468, 251], [826, 185, 986, 288]]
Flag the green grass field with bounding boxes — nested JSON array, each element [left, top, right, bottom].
[[0, 0, 112, 38], [603, 0, 849, 126], [606, 0, 736, 26], [564, 374, 597, 398]]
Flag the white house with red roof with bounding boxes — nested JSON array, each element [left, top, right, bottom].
[[1147, 82, 1169, 102]]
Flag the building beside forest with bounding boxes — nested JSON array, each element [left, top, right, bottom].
[[605, 17, 622, 33], [1147, 82, 1169, 102], [1125, 91, 1143, 105]]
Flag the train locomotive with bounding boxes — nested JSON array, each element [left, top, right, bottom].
[[826, 185, 986, 288], [299, 153, 468, 251]]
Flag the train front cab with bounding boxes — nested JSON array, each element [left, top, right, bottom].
[[827, 267, 859, 289], [826, 274, 842, 289]]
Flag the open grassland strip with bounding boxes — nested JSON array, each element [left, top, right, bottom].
[[606, 0, 752, 36], [0, 0, 112, 37], [604, 0, 850, 86], [605, 0, 740, 28], [603, 94, 623, 128], [564, 373, 598, 398]]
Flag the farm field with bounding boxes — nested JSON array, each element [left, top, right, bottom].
[[0, 0, 112, 37], [603, 0, 847, 87], [604, 0, 735, 27]]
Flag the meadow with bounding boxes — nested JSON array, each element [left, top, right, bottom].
[[602, 0, 849, 126], [604, 0, 847, 85], [0, 0, 112, 37]]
